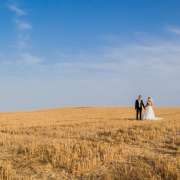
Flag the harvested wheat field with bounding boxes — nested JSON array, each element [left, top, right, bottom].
[[0, 107, 179, 180]]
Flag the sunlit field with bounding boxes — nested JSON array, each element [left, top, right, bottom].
[[0, 107, 179, 179]]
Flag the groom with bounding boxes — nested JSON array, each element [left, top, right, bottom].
[[135, 95, 145, 120]]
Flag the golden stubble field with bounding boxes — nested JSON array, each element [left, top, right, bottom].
[[0, 107, 179, 180]]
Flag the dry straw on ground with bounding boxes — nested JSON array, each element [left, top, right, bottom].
[[0, 107, 179, 179]]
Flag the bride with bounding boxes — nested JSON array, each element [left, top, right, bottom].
[[143, 97, 156, 120]]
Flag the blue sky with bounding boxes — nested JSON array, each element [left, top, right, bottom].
[[0, 0, 180, 111]]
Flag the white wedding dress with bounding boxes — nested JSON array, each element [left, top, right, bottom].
[[143, 105, 156, 120]]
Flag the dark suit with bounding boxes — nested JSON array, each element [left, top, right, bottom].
[[135, 99, 145, 120]]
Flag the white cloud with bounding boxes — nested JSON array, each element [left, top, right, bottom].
[[54, 39, 180, 74], [167, 25, 180, 35], [17, 53, 43, 65], [7, 4, 27, 16], [15, 19, 32, 30], [6, 1, 43, 66]]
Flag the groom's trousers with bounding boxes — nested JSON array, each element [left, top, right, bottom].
[[136, 108, 142, 120]]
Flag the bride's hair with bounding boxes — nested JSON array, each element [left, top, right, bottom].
[[147, 97, 153, 105]]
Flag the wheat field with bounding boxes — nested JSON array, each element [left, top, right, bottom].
[[0, 107, 179, 180]]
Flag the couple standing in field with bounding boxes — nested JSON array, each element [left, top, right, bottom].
[[135, 95, 157, 120]]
